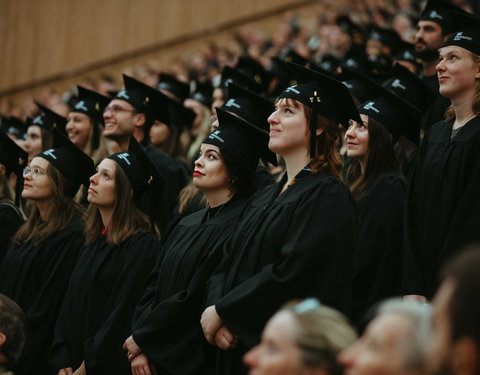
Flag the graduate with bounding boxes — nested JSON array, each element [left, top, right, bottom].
[[403, 19, 480, 299], [24, 103, 67, 164], [200, 63, 359, 375], [0, 131, 27, 262], [102, 74, 189, 237], [0, 131, 93, 375], [344, 84, 421, 325], [66, 86, 111, 166], [124, 107, 274, 375], [50, 136, 162, 375]]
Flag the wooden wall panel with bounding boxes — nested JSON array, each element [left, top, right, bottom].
[[0, 0, 324, 108]]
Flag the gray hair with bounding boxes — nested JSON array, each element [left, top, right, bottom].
[[376, 298, 432, 372]]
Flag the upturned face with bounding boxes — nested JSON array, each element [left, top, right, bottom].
[[436, 46, 480, 100], [268, 98, 309, 158], [344, 114, 369, 162], [193, 143, 230, 194], [22, 156, 54, 202], [87, 158, 117, 210]]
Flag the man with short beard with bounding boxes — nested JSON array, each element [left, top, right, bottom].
[[430, 247, 480, 375]]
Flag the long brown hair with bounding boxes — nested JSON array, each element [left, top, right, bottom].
[[84, 160, 151, 245], [13, 162, 83, 247], [345, 116, 400, 201], [444, 52, 480, 122], [303, 102, 343, 177]]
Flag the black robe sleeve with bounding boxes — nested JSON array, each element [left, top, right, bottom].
[[0, 202, 24, 263]]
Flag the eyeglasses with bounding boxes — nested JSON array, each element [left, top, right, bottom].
[[23, 166, 45, 178], [103, 104, 136, 115]]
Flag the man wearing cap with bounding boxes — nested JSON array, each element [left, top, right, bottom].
[[103, 75, 189, 236]]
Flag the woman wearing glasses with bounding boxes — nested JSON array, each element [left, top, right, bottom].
[[0, 135, 93, 375]]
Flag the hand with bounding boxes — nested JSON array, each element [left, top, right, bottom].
[[214, 326, 238, 350], [58, 368, 73, 375], [123, 335, 143, 361], [403, 294, 427, 303], [72, 361, 86, 375], [131, 353, 154, 375], [201, 305, 223, 345]]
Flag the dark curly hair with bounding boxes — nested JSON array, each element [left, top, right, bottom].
[[220, 147, 256, 198]]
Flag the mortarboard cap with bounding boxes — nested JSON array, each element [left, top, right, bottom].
[[36, 128, 94, 197], [133, 82, 171, 128], [317, 54, 341, 74], [31, 102, 68, 136], [341, 50, 372, 76], [203, 108, 270, 175], [0, 130, 28, 205], [1, 116, 28, 141], [157, 73, 190, 103], [368, 26, 402, 55], [382, 63, 435, 112], [420, 0, 471, 33], [113, 75, 151, 114], [442, 12, 480, 55], [190, 80, 214, 109], [71, 86, 110, 123], [222, 83, 277, 166], [357, 85, 422, 144], [217, 66, 263, 93], [339, 66, 381, 104], [236, 57, 271, 94]]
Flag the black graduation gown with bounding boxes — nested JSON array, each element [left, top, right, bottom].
[[0, 199, 23, 263], [209, 167, 357, 375], [0, 217, 85, 375], [141, 138, 190, 236], [403, 116, 480, 298], [352, 172, 406, 325], [132, 197, 246, 375], [49, 232, 161, 375], [420, 74, 450, 134]]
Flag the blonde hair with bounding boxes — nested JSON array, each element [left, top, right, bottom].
[[445, 52, 480, 122], [280, 299, 357, 374]]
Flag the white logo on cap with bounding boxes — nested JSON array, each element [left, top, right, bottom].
[[346, 59, 358, 67], [403, 51, 414, 59], [454, 32, 473, 41], [117, 153, 131, 165], [364, 101, 380, 113], [225, 98, 241, 109], [117, 91, 130, 100], [391, 79, 407, 90], [285, 85, 300, 95], [33, 116, 43, 125], [342, 82, 353, 89], [429, 10, 443, 20], [74, 100, 88, 111], [43, 149, 57, 159], [208, 130, 225, 143]]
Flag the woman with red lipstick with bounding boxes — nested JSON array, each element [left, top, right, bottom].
[[0, 133, 93, 375], [344, 86, 422, 325], [200, 64, 358, 375], [50, 139, 161, 375], [403, 23, 480, 300], [123, 108, 268, 375]]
